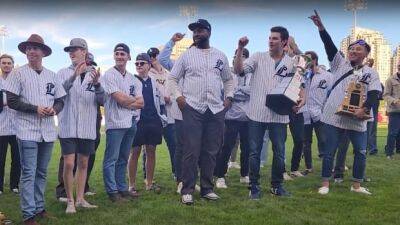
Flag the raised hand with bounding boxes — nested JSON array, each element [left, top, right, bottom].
[[91, 67, 101, 85], [238, 36, 249, 49], [309, 10, 325, 31], [172, 33, 185, 42]]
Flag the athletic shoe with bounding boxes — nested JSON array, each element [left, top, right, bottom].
[[11, 188, 19, 194], [270, 186, 291, 197], [344, 166, 349, 171], [301, 169, 313, 176], [290, 171, 304, 177], [215, 178, 228, 189], [334, 178, 344, 184], [58, 197, 68, 203], [318, 186, 329, 195], [369, 150, 378, 155], [283, 173, 293, 181], [350, 186, 371, 195], [387, 155, 394, 160], [195, 184, 201, 192], [108, 193, 125, 203], [84, 190, 96, 196], [76, 200, 98, 208], [248, 185, 261, 200], [202, 192, 220, 201], [181, 194, 194, 205], [239, 176, 250, 184], [65, 200, 76, 214], [120, 190, 139, 200], [0, 190, 3, 195], [176, 182, 183, 194]]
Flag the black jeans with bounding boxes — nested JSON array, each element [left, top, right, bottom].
[[303, 121, 326, 169], [174, 120, 184, 183], [289, 113, 305, 172], [181, 105, 225, 195], [214, 120, 250, 178], [0, 135, 20, 191]]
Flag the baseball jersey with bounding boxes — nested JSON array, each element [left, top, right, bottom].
[[57, 65, 104, 140], [225, 70, 251, 121], [0, 76, 16, 136], [321, 52, 381, 132], [300, 67, 333, 125], [243, 52, 296, 123], [169, 47, 234, 114], [102, 67, 142, 130], [4, 64, 66, 142]]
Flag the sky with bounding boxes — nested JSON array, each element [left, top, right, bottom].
[[0, 0, 399, 73]]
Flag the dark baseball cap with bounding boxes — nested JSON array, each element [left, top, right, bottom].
[[87, 52, 97, 66], [188, 19, 211, 32], [147, 47, 160, 58], [136, 53, 151, 64], [114, 43, 130, 54], [64, 38, 88, 52], [348, 39, 371, 53]]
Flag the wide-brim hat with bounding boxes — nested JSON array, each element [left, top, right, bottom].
[[18, 34, 52, 57]]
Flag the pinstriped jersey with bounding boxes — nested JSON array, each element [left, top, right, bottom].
[[243, 52, 295, 123], [0, 76, 16, 136], [4, 64, 66, 142], [57, 65, 102, 140], [321, 52, 381, 132], [301, 68, 333, 124], [102, 67, 142, 130]]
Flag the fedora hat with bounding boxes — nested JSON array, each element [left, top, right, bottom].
[[18, 34, 52, 57]]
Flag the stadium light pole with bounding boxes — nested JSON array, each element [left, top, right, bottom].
[[179, 5, 198, 36], [345, 0, 367, 41], [0, 25, 8, 55]]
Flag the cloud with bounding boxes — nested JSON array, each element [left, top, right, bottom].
[[146, 18, 181, 29]]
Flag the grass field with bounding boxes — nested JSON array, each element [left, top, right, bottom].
[[1, 126, 400, 225]]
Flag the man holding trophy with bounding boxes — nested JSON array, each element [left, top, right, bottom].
[[234, 26, 305, 200], [310, 10, 381, 195]]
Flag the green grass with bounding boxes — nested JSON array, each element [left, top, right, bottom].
[[1, 126, 400, 225]]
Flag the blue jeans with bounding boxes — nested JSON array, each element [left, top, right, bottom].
[[103, 118, 137, 194], [385, 113, 400, 156], [366, 103, 379, 153], [333, 133, 350, 179], [18, 139, 53, 221], [321, 123, 367, 183], [248, 120, 287, 188]]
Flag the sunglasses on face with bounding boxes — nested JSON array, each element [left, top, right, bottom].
[[135, 62, 147, 67]]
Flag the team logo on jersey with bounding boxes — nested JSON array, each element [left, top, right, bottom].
[[359, 73, 371, 84], [214, 59, 224, 72], [317, 80, 328, 89], [156, 79, 166, 85], [129, 85, 136, 96], [46, 83, 55, 96], [86, 83, 95, 92], [275, 65, 288, 77]]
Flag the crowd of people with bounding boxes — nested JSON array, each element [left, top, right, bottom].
[[0, 10, 399, 225]]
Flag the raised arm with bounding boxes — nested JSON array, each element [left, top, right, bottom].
[[233, 36, 249, 75], [158, 33, 185, 71]]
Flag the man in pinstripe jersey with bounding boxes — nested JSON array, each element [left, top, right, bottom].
[[57, 38, 103, 213], [168, 19, 234, 205], [4, 34, 66, 225], [234, 26, 301, 200]]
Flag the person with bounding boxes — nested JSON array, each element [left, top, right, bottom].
[[168, 19, 234, 205], [57, 38, 104, 213], [295, 51, 332, 175], [55, 53, 101, 201], [4, 34, 66, 225], [102, 43, 144, 202], [310, 10, 381, 195], [383, 59, 400, 159], [0, 54, 19, 195], [128, 53, 167, 193], [215, 48, 251, 189], [234, 26, 303, 200]]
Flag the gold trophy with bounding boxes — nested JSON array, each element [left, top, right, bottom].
[[336, 74, 372, 120]]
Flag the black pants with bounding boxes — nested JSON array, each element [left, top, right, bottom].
[[0, 135, 20, 191], [303, 121, 326, 169], [289, 113, 305, 172], [181, 105, 225, 195], [214, 120, 250, 178], [174, 120, 184, 183]]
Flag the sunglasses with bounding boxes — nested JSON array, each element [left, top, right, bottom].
[[135, 62, 147, 67]]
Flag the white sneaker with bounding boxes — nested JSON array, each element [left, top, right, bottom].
[[58, 197, 68, 203], [334, 178, 344, 184], [181, 194, 194, 205], [176, 182, 183, 194], [318, 186, 329, 195], [344, 166, 349, 171], [290, 171, 304, 177], [65, 201, 76, 214], [84, 191, 96, 196], [350, 186, 372, 195], [11, 188, 19, 194], [76, 200, 98, 208], [283, 173, 293, 181], [202, 192, 220, 200], [195, 184, 201, 192], [215, 178, 228, 189], [240, 176, 250, 184], [0, 190, 3, 195]]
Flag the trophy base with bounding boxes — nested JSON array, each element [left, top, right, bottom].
[[336, 108, 372, 120], [266, 94, 296, 115]]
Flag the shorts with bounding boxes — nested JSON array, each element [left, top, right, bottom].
[[59, 138, 96, 156], [132, 119, 163, 147]]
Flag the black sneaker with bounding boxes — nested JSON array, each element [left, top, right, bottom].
[[108, 193, 125, 203], [369, 150, 378, 155], [119, 190, 139, 200], [270, 186, 291, 197], [248, 185, 261, 200]]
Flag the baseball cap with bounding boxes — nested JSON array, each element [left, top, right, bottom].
[[348, 39, 371, 53], [188, 19, 211, 32], [234, 48, 250, 58], [86, 52, 97, 66], [147, 47, 160, 58], [64, 38, 88, 52], [136, 53, 151, 64], [114, 43, 130, 54]]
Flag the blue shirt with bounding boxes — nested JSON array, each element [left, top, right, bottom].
[[138, 76, 159, 122]]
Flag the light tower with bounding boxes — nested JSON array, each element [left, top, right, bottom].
[[179, 5, 198, 36], [0, 25, 9, 55], [344, 0, 367, 41]]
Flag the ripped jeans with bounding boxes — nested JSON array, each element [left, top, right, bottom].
[[320, 123, 367, 183]]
